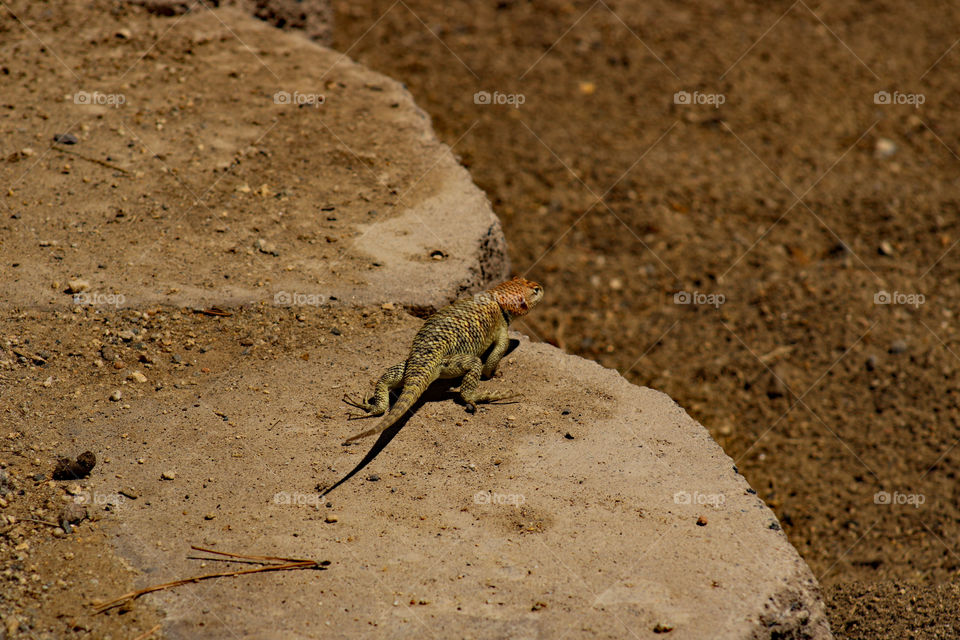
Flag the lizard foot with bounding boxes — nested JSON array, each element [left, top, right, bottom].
[[342, 393, 372, 412], [346, 411, 377, 421], [462, 392, 522, 413]]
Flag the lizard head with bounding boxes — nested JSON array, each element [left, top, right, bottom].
[[490, 276, 544, 319]]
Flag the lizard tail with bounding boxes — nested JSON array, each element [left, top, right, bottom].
[[343, 366, 435, 444]]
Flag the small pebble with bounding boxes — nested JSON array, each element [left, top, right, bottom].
[[256, 238, 279, 256], [874, 137, 897, 158], [161, 471, 176, 481], [49, 452, 95, 484], [109, 390, 122, 402], [53, 133, 79, 145], [66, 279, 90, 294], [324, 514, 339, 523], [696, 515, 708, 526], [367, 474, 380, 482], [889, 340, 908, 355], [127, 371, 147, 383], [59, 502, 87, 525], [878, 240, 894, 256]]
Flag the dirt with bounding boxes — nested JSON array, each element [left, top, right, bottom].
[[328, 1, 960, 638], [2, 0, 959, 638]]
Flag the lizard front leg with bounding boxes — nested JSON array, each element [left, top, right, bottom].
[[343, 362, 404, 417], [482, 324, 509, 378]]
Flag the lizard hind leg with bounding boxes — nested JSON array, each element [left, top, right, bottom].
[[448, 354, 521, 412], [342, 362, 405, 417]]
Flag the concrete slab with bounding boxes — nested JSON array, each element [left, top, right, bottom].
[[0, 6, 507, 312], [67, 310, 830, 639]]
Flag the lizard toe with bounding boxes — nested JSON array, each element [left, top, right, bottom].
[[342, 393, 371, 411]]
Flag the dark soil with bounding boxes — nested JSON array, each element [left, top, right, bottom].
[[331, 1, 960, 637]]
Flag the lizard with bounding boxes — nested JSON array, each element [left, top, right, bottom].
[[341, 276, 544, 444]]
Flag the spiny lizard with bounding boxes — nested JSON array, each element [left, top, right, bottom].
[[342, 276, 544, 444]]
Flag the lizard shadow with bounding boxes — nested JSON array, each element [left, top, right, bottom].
[[317, 339, 521, 499]]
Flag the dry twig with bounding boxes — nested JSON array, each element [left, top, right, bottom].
[[51, 144, 130, 174], [193, 307, 233, 317], [130, 623, 162, 640], [92, 545, 328, 614]]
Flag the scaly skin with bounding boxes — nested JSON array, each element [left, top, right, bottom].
[[342, 276, 544, 444]]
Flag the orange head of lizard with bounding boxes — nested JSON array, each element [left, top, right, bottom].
[[490, 276, 544, 319]]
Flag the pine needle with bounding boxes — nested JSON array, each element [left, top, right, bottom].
[[92, 545, 329, 614]]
